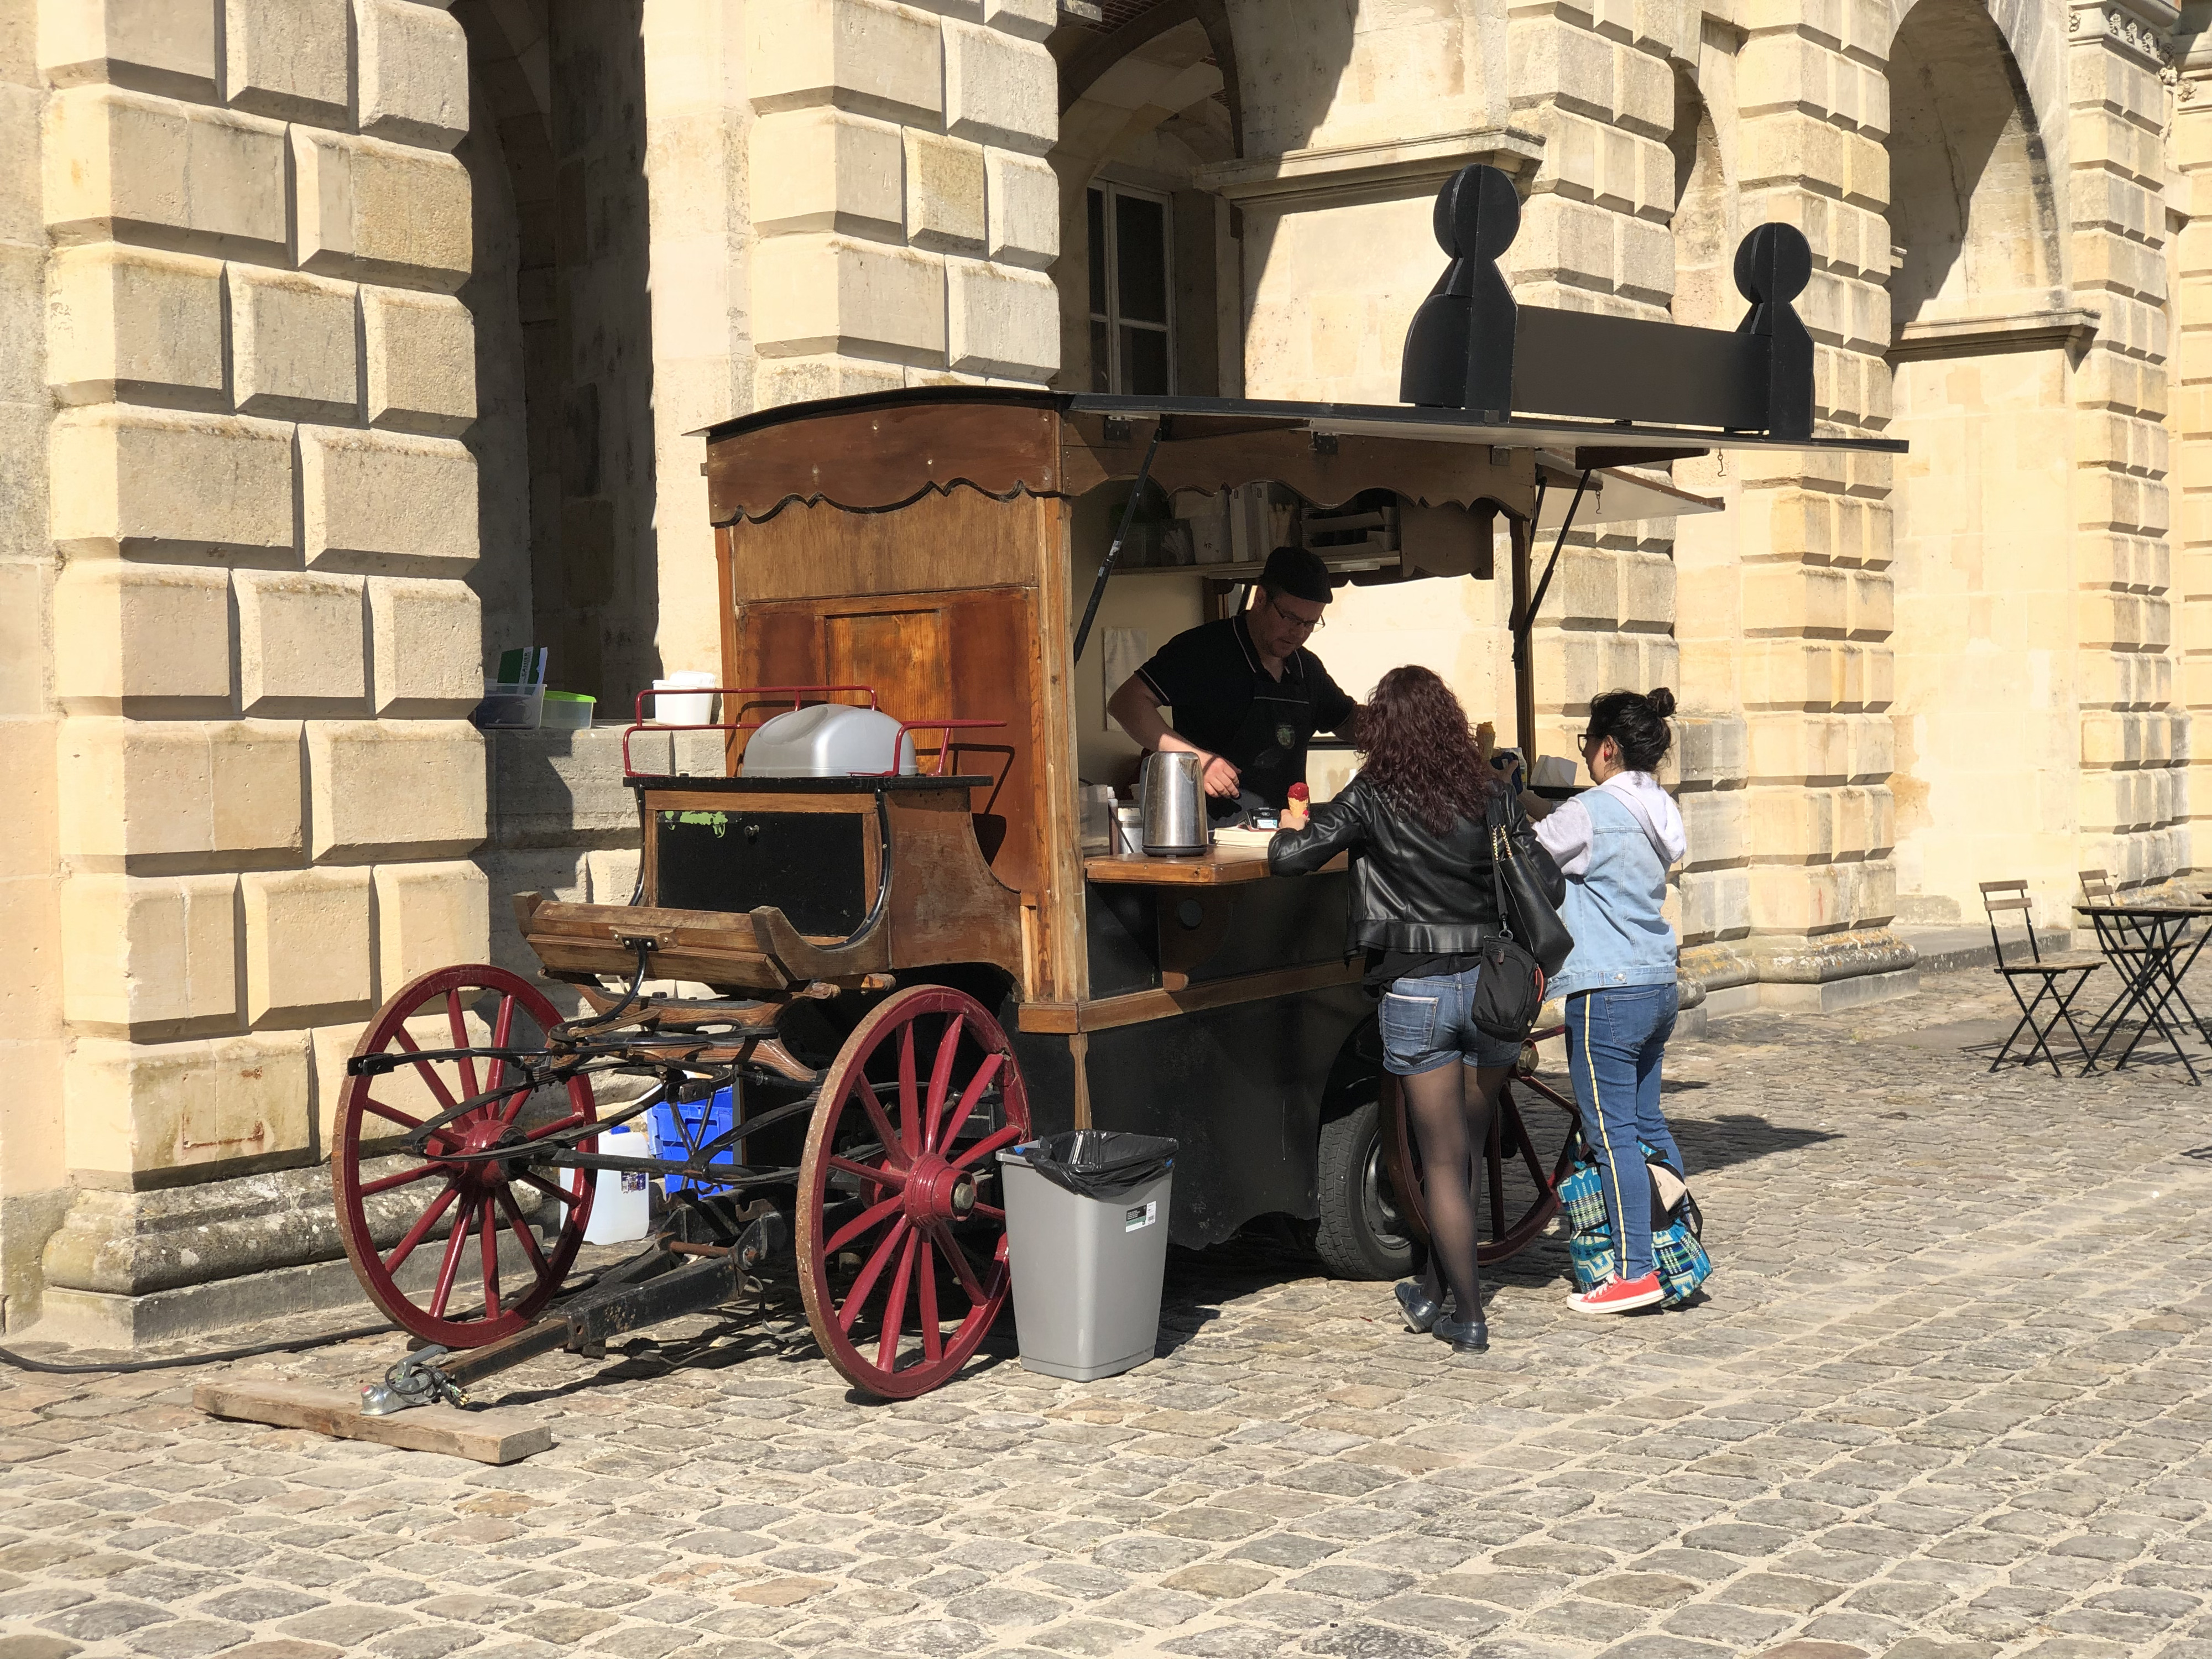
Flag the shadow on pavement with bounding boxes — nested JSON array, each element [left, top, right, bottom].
[[1673, 1111, 1839, 1175]]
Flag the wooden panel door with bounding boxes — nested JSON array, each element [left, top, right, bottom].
[[727, 586, 1045, 905]]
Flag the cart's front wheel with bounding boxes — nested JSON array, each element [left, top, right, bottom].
[[797, 986, 1030, 1399], [332, 966, 596, 1347]]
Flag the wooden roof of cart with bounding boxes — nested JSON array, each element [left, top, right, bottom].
[[697, 388, 1905, 530]]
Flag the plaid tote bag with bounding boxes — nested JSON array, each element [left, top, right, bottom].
[[1561, 1142, 1711, 1308]]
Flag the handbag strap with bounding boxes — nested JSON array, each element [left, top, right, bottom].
[[1484, 785, 1515, 944]]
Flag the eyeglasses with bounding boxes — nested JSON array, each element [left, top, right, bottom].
[[1262, 592, 1326, 633]]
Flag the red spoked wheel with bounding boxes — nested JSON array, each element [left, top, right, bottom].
[[332, 965, 597, 1347], [797, 986, 1030, 1399], [1384, 1031, 1580, 1266]]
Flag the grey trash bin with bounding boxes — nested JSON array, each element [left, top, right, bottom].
[[998, 1131, 1176, 1381]]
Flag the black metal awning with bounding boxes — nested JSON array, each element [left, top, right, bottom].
[[1062, 392, 1906, 462]]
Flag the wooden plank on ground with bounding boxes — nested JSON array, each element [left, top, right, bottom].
[[191, 1380, 552, 1464]]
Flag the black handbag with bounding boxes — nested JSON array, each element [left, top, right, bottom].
[[1490, 789, 1572, 977], [1468, 789, 1573, 1042]]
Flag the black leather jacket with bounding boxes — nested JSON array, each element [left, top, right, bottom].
[[1268, 774, 1563, 953]]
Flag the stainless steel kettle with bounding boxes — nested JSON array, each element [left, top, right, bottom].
[[1139, 751, 1207, 855]]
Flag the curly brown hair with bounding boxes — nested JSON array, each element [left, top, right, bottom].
[[1355, 665, 1497, 834]]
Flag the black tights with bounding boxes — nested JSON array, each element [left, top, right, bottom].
[[1406, 1062, 1512, 1318]]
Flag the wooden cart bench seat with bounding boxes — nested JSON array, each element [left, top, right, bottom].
[[517, 895, 891, 992]]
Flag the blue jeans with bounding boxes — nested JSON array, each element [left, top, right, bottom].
[[1565, 984, 1682, 1280], [1380, 967, 1524, 1077]]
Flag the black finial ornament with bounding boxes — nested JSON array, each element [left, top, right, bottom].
[[1399, 164, 1520, 414], [1397, 164, 1818, 439], [1733, 221, 1814, 440]]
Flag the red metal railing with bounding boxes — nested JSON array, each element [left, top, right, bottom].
[[620, 684, 1001, 779]]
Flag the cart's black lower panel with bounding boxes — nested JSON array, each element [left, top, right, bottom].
[[1081, 985, 1371, 1248]]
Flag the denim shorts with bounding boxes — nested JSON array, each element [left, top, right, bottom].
[[1379, 966, 1524, 1077]]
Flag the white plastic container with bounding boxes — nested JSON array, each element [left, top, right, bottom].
[[651, 671, 717, 726], [541, 691, 595, 730], [583, 1125, 653, 1244], [742, 703, 917, 777]]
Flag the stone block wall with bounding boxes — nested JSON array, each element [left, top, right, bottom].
[[21, 0, 487, 1333], [746, 0, 1061, 404]]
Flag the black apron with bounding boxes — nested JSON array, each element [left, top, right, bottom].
[[1207, 680, 1314, 823]]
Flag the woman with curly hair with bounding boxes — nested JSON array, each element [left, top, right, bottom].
[[1269, 666, 1561, 1355]]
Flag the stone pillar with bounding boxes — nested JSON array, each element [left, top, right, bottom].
[[1727, 0, 1914, 1008], [33, 0, 491, 1341], [744, 0, 1061, 406], [1504, 0, 1691, 770], [0, 0, 70, 1329], [2178, 46, 2212, 873], [2072, 0, 2184, 892]]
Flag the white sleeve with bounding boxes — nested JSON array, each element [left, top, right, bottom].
[[1532, 798, 1594, 878]]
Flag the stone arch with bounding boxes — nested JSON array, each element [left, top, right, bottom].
[[1056, 0, 1243, 156], [1885, 0, 2065, 333], [1887, 0, 2068, 191], [1668, 66, 1735, 332], [1884, 0, 2078, 922]]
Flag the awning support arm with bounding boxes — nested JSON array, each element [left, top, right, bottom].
[[1520, 468, 1590, 637], [1509, 467, 1590, 760], [1071, 418, 1167, 665]]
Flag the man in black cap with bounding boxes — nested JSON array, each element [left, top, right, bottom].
[[1106, 545, 1361, 821]]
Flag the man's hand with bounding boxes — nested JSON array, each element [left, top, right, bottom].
[[1200, 754, 1241, 798]]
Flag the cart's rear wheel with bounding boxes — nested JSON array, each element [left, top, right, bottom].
[[1312, 1094, 1416, 1280], [333, 965, 596, 1347], [1383, 1059, 1579, 1267], [797, 986, 1030, 1399]]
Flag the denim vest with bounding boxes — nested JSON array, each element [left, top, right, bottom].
[[1551, 785, 1679, 998]]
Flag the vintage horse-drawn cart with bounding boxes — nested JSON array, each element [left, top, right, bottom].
[[332, 176, 1905, 1404]]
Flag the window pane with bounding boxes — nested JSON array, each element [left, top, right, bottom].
[[1114, 194, 1168, 325], [1121, 325, 1169, 396], [1090, 319, 1111, 393], [1087, 188, 1107, 317]]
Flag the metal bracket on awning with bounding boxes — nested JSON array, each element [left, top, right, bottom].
[[1071, 418, 1167, 664], [1519, 468, 1591, 639], [1508, 466, 1592, 758]]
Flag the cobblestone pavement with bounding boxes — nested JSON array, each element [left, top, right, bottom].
[[8, 966, 2212, 1659]]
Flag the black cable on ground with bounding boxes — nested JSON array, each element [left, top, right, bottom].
[[0, 1321, 393, 1375], [0, 1267, 607, 1378]]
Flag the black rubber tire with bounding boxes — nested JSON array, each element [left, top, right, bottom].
[[1312, 1095, 1415, 1281]]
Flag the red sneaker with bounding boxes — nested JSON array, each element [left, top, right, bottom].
[[1568, 1272, 1664, 1314]]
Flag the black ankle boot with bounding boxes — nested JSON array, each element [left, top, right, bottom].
[[1432, 1311, 1489, 1354], [1394, 1280, 1444, 1333]]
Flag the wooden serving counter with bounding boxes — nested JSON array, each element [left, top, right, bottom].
[[1082, 846, 1347, 885]]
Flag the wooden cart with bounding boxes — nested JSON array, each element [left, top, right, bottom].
[[331, 386, 1900, 1401]]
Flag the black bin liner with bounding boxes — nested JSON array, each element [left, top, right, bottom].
[[1016, 1130, 1177, 1201]]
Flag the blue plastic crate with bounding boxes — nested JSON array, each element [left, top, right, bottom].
[[648, 1086, 743, 1194]]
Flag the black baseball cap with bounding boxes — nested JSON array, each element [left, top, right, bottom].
[[1260, 545, 1334, 606]]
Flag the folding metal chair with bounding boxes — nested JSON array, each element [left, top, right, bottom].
[[1981, 880, 2103, 1077], [2080, 867, 2116, 905]]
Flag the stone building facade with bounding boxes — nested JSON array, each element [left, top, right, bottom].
[[0, 0, 2198, 1334]]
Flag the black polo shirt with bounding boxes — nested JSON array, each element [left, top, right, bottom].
[[1135, 614, 1358, 808]]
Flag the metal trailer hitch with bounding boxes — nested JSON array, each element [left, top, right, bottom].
[[361, 1202, 790, 1415]]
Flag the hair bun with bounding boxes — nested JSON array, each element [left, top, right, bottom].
[[1646, 687, 1677, 719]]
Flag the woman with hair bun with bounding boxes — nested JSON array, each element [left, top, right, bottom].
[[1520, 687, 1691, 1315]]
